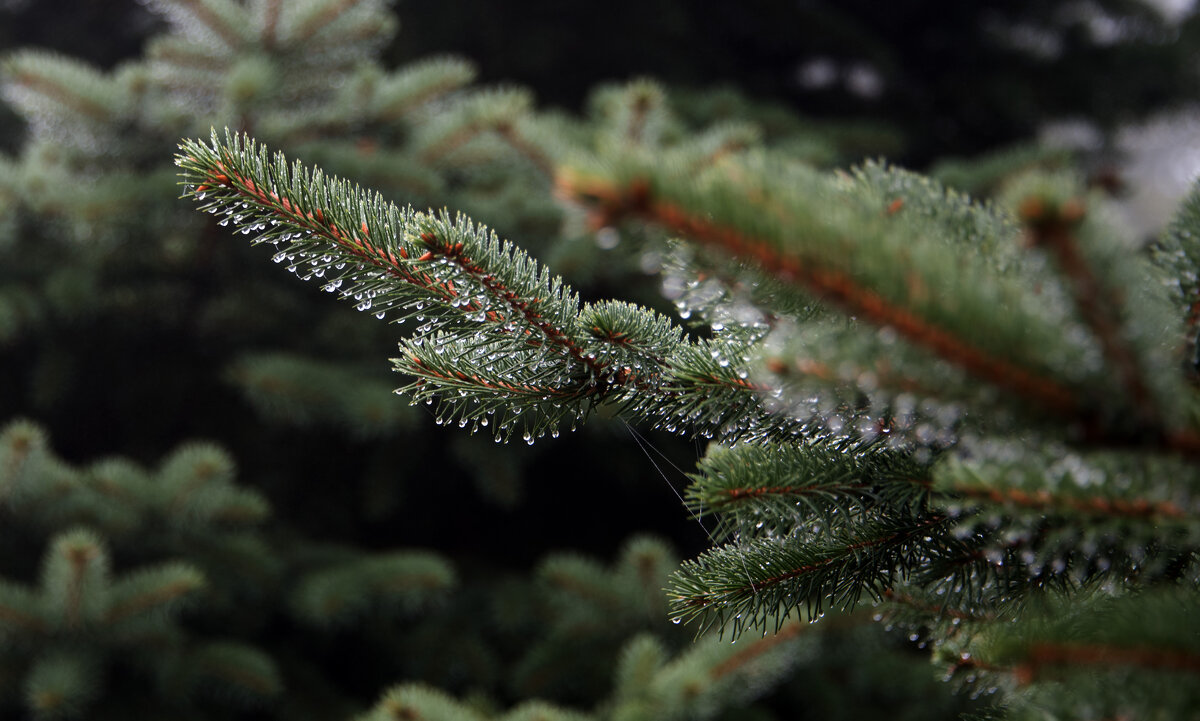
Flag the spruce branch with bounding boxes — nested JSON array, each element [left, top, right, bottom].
[[683, 442, 929, 542], [2, 51, 120, 123], [931, 446, 1200, 586], [186, 641, 284, 700], [104, 562, 205, 625], [291, 551, 455, 627], [175, 130, 803, 443], [25, 653, 99, 720], [1009, 642, 1200, 682], [946, 481, 1189, 521], [369, 57, 477, 122], [228, 352, 416, 437], [959, 588, 1200, 715], [705, 610, 869, 680], [557, 157, 1086, 419], [559, 153, 1199, 456], [933, 446, 1200, 520], [686, 121, 763, 171], [0, 581, 44, 635], [667, 512, 950, 636], [175, 129, 619, 441], [0, 419, 52, 500], [1017, 186, 1164, 430], [287, 0, 390, 46], [413, 88, 536, 165], [881, 587, 999, 624], [43, 529, 109, 631], [591, 79, 671, 150], [1154, 178, 1200, 353], [256, 0, 283, 48], [143, 0, 251, 51], [360, 683, 487, 721]]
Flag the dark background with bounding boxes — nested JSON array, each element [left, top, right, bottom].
[[4, 0, 1198, 164]]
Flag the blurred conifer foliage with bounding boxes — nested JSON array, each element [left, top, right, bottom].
[[386, 0, 1200, 163], [4, 0, 1200, 719]]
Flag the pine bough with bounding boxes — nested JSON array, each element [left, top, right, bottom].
[[177, 128, 1200, 718]]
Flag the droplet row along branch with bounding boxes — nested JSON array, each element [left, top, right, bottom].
[[558, 172, 1081, 420], [189, 147, 611, 378], [404, 356, 592, 401], [700, 474, 929, 511], [415, 230, 608, 379], [182, 139, 696, 419], [182, 136, 903, 436], [701, 481, 873, 509], [192, 156, 451, 305]]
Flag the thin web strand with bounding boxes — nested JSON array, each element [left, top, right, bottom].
[[621, 420, 759, 597]]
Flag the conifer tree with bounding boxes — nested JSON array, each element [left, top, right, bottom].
[[1, 1, 963, 719], [177, 96, 1200, 718], [8, 0, 1200, 719], [0, 415, 465, 718]]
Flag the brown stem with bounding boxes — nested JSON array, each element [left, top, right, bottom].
[[260, 0, 281, 49], [950, 482, 1188, 520], [174, 0, 245, 49], [106, 578, 199, 624], [1013, 642, 1200, 684], [10, 71, 109, 121], [290, 0, 367, 43], [0, 600, 44, 633], [1022, 198, 1158, 426]]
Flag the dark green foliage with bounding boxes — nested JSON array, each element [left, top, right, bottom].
[[7, 1, 1200, 720], [4, 2, 966, 718], [178, 74, 1200, 720], [0, 418, 465, 718], [0, 421, 273, 716]]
